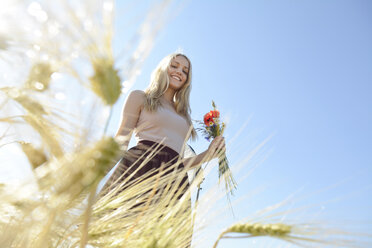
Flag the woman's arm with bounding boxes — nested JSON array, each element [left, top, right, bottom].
[[114, 90, 145, 147], [183, 136, 226, 169], [104, 90, 144, 173]]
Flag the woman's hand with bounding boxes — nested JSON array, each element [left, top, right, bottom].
[[184, 136, 226, 168], [207, 136, 226, 159]]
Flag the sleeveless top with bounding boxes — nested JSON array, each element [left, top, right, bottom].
[[134, 101, 191, 155]]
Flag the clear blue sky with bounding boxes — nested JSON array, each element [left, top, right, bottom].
[[108, 1, 372, 247]]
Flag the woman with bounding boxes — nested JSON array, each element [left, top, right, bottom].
[[98, 52, 225, 206]]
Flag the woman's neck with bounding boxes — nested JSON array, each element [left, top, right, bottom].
[[162, 89, 176, 104]]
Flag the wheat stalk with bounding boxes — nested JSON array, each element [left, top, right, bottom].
[[213, 222, 292, 248]]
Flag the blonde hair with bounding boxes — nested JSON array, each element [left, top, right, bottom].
[[144, 53, 197, 141]]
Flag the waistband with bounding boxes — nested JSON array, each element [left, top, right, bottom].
[[137, 140, 179, 157]]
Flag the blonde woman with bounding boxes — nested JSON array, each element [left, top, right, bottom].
[[98, 52, 225, 206]]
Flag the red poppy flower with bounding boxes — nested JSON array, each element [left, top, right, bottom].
[[210, 110, 220, 118], [204, 112, 214, 126]]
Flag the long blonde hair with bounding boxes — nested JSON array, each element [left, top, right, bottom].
[[144, 53, 197, 141]]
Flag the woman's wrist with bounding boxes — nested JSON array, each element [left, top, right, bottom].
[[183, 149, 211, 169]]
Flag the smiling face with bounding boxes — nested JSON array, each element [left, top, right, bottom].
[[167, 55, 190, 91]]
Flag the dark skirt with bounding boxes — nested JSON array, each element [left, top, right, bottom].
[[97, 140, 193, 247], [98, 140, 190, 201]]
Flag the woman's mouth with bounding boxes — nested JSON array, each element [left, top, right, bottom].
[[171, 75, 181, 81]]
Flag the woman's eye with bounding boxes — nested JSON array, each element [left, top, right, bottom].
[[171, 65, 177, 68]]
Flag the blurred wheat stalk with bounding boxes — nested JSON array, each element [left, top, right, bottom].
[[0, 0, 371, 248]]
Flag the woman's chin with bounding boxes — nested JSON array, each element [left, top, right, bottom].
[[170, 83, 183, 91]]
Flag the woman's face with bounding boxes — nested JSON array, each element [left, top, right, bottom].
[[167, 55, 190, 91]]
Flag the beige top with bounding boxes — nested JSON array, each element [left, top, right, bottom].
[[134, 97, 191, 155]]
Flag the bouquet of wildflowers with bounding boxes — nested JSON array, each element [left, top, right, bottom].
[[196, 101, 237, 197]]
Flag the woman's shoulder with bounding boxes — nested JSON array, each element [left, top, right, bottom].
[[129, 89, 146, 98], [125, 90, 146, 111], [128, 90, 146, 103]]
